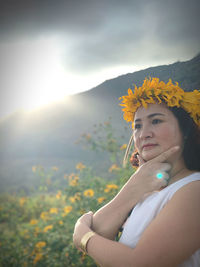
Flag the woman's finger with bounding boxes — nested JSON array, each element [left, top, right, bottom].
[[150, 146, 180, 164]]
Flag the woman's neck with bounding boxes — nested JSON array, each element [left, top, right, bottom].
[[168, 159, 194, 186]]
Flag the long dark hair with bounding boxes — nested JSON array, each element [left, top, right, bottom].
[[130, 106, 200, 171], [169, 107, 200, 171]]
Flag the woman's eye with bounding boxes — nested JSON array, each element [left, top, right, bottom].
[[152, 119, 162, 124], [134, 124, 141, 129]]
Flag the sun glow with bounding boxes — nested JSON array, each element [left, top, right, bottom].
[[1, 35, 139, 116]]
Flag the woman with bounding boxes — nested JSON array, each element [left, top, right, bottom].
[[73, 77, 200, 267]]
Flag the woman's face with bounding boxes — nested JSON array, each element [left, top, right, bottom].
[[133, 103, 184, 162]]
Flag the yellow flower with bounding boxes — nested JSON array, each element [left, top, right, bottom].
[[35, 241, 46, 249], [40, 211, 49, 221], [69, 179, 79, 186], [69, 196, 76, 203], [68, 173, 79, 186], [83, 189, 94, 197], [104, 184, 119, 193], [109, 164, 120, 173], [49, 208, 58, 214], [52, 166, 58, 171], [59, 220, 63, 225], [30, 219, 38, 225], [63, 206, 72, 214], [32, 166, 37, 172], [56, 190, 62, 199], [120, 77, 200, 128], [69, 192, 81, 203], [33, 253, 43, 265], [43, 225, 53, 233], [19, 197, 26, 207], [97, 197, 106, 204], [120, 144, 127, 150], [106, 184, 118, 189], [76, 162, 86, 170]]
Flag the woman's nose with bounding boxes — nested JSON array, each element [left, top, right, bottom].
[[139, 125, 153, 140]]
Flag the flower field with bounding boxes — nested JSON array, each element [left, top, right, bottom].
[[0, 120, 134, 266]]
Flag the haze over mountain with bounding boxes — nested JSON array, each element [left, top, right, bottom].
[[0, 53, 200, 192]]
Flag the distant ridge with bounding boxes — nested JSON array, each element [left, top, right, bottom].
[[0, 53, 200, 191]]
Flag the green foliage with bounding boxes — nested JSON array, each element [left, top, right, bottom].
[[0, 120, 134, 266]]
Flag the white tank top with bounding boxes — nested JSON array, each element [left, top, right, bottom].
[[119, 172, 200, 267]]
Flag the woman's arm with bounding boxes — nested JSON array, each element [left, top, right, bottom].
[[92, 147, 178, 239], [74, 181, 200, 267]]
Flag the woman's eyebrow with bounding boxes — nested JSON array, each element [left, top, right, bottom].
[[134, 113, 165, 122]]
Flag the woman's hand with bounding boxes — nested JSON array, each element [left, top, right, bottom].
[[128, 146, 180, 197], [73, 211, 93, 251]]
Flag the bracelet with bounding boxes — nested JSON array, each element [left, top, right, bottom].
[[80, 231, 95, 253]]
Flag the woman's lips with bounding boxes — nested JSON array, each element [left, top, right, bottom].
[[142, 144, 158, 151]]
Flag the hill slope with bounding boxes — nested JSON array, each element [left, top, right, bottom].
[[0, 53, 199, 191]]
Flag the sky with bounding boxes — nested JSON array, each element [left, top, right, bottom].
[[0, 0, 200, 118]]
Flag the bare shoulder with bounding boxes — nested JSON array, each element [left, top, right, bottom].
[[130, 180, 200, 267]]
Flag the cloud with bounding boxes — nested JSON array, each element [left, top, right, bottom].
[[0, 0, 200, 117], [0, 0, 200, 72]]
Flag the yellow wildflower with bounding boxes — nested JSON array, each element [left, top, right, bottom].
[[69, 179, 79, 186], [32, 166, 37, 172], [19, 197, 26, 207], [106, 184, 118, 189], [49, 208, 58, 214], [97, 197, 106, 204], [120, 77, 200, 128], [68, 173, 79, 186], [56, 190, 62, 199], [64, 206, 72, 214], [43, 225, 53, 233], [83, 189, 94, 197], [35, 241, 46, 249], [76, 162, 86, 170], [69, 196, 76, 203], [120, 144, 127, 150], [109, 164, 120, 173], [52, 166, 58, 171], [40, 211, 49, 221], [59, 220, 63, 225], [33, 253, 43, 265], [104, 184, 119, 193], [30, 219, 38, 225]]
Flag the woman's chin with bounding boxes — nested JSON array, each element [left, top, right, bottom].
[[141, 149, 161, 161]]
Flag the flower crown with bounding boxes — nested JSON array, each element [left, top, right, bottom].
[[119, 77, 200, 128]]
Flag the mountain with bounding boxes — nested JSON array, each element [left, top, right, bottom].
[[0, 53, 200, 192]]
